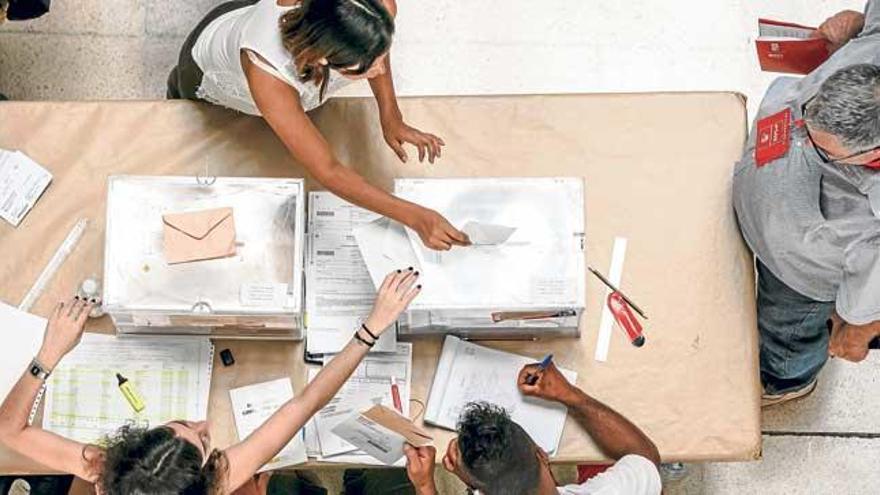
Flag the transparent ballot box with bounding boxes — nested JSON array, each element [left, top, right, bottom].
[[103, 176, 305, 339], [357, 177, 585, 338]]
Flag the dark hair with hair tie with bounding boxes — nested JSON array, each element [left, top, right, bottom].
[[98, 424, 226, 495], [279, 0, 395, 101]]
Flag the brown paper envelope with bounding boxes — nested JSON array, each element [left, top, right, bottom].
[[362, 404, 433, 447], [162, 207, 236, 264]]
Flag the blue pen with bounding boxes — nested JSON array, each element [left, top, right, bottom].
[[525, 354, 553, 385]]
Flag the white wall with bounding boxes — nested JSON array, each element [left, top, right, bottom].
[[342, 0, 866, 119]]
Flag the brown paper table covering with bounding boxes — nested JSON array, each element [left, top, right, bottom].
[[0, 94, 759, 474]]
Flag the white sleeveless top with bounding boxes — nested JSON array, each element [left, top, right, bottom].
[[191, 0, 353, 116]]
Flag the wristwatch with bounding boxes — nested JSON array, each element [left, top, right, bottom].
[[28, 357, 52, 381]]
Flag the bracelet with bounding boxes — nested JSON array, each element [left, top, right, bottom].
[[361, 323, 379, 341], [354, 331, 375, 348]]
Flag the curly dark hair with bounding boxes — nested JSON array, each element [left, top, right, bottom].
[[456, 402, 542, 495], [97, 424, 226, 495]]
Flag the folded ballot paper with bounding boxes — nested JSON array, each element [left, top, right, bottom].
[[331, 404, 432, 465], [0, 149, 52, 227]]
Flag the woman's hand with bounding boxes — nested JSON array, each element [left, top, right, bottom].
[[37, 296, 95, 369], [363, 269, 421, 334], [382, 118, 445, 164], [814, 10, 865, 53], [412, 208, 470, 251]]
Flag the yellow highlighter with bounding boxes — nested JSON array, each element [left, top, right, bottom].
[[116, 373, 146, 413]]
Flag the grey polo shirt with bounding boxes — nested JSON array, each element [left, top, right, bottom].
[[733, 0, 880, 325]]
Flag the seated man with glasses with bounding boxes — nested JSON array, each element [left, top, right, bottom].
[[734, 3, 880, 407]]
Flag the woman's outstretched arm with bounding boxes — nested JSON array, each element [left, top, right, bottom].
[[0, 297, 99, 482], [223, 269, 421, 492]]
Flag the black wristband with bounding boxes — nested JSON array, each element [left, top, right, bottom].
[[361, 323, 379, 340], [354, 331, 375, 348]]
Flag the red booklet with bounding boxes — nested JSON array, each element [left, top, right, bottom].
[[756, 18, 829, 75]]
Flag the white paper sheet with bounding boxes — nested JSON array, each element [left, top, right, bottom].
[[0, 150, 52, 227], [461, 221, 517, 246], [425, 336, 575, 455], [0, 302, 46, 403], [594, 237, 628, 362], [44, 334, 214, 443], [230, 378, 307, 471], [353, 217, 422, 291], [307, 193, 397, 354], [312, 344, 412, 457]]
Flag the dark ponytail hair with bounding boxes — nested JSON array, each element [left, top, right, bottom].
[[279, 0, 395, 100], [98, 424, 226, 495]]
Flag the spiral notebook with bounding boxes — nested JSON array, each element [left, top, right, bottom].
[[425, 336, 576, 455]]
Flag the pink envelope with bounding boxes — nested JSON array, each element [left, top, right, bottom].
[[162, 207, 236, 264]]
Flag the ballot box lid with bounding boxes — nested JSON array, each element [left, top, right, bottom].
[[394, 177, 586, 311], [103, 175, 305, 316]]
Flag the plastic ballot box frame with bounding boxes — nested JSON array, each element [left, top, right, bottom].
[[359, 177, 586, 338], [103, 175, 306, 339]]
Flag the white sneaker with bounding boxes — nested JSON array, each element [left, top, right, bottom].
[[761, 380, 817, 408]]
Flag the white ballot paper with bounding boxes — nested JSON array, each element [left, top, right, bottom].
[[354, 217, 422, 291], [0, 150, 52, 227], [425, 336, 576, 455], [0, 302, 46, 403], [230, 378, 307, 471], [331, 404, 432, 465], [307, 193, 397, 354], [313, 343, 412, 458], [461, 221, 517, 246]]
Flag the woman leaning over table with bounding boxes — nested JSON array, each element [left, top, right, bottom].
[[0, 270, 420, 494], [168, 0, 469, 251]]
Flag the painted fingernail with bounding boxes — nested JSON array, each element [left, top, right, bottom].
[[408, 266, 413, 271], [396, 269, 401, 273], [415, 271, 420, 276], [417, 285, 422, 289], [90, 298, 97, 303], [74, 295, 80, 300]]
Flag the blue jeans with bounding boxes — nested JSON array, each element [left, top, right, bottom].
[[757, 261, 834, 394]]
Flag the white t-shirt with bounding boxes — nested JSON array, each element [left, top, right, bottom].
[[556, 455, 662, 495]]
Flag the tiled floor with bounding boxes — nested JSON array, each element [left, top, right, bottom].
[[2, 1, 879, 493]]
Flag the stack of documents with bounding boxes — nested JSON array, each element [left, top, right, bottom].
[[306, 192, 397, 354], [425, 336, 576, 455], [305, 343, 412, 465], [0, 149, 52, 227], [230, 378, 307, 471], [44, 335, 214, 443]]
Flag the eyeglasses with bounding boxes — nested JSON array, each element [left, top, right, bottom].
[[802, 101, 880, 167]]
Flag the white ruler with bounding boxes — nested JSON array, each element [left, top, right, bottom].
[[18, 218, 88, 312], [594, 237, 627, 362]]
